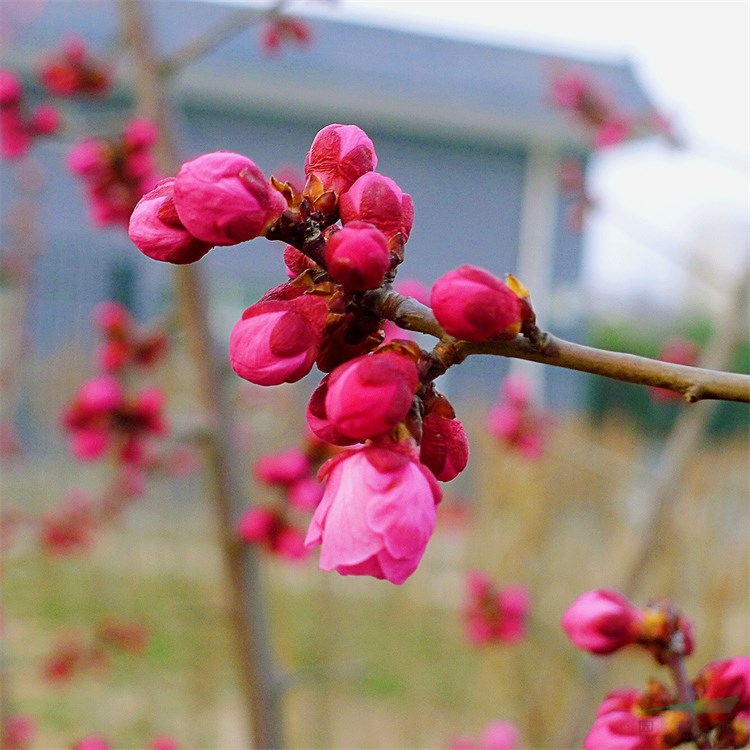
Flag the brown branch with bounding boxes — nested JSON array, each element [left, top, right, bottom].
[[159, 0, 288, 77], [365, 286, 750, 404], [118, 2, 283, 748]]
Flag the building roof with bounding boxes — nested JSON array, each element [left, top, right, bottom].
[[2, 0, 657, 149]]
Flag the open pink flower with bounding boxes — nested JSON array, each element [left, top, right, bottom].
[[562, 589, 643, 655], [322, 349, 420, 440], [431, 266, 521, 342], [305, 441, 442, 584], [324, 221, 391, 291], [129, 178, 213, 264], [304, 123, 377, 195], [339, 172, 414, 241], [173, 151, 286, 245], [229, 294, 329, 386]]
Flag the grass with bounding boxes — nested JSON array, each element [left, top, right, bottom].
[[2, 389, 748, 748]]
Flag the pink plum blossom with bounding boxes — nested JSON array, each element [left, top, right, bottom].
[[173, 151, 286, 245], [304, 123, 377, 195], [229, 294, 329, 386], [430, 266, 521, 342], [305, 441, 442, 584], [323, 350, 420, 440], [562, 589, 643, 655], [148, 737, 180, 750], [129, 178, 213, 264], [339, 172, 414, 241], [324, 221, 391, 291]]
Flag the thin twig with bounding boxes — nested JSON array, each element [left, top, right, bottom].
[[117, 2, 284, 747], [366, 286, 750, 404], [159, 1, 288, 77]]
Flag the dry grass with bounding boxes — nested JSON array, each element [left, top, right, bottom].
[[2, 360, 748, 749]]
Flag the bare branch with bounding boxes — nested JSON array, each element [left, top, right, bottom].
[[159, 1, 288, 77], [365, 285, 750, 404]]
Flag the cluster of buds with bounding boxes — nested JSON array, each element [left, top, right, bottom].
[[549, 68, 679, 149], [129, 123, 537, 584], [449, 721, 520, 750], [486, 374, 549, 460], [649, 338, 701, 403], [0, 69, 60, 160], [93, 300, 168, 374], [463, 570, 530, 646], [238, 430, 337, 561], [563, 589, 749, 749], [61, 374, 167, 464], [39, 35, 112, 97], [68, 118, 160, 227], [260, 15, 311, 55], [43, 616, 148, 684]]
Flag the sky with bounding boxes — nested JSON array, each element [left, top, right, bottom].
[[279, 0, 749, 315]]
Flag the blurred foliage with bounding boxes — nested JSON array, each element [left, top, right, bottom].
[[587, 317, 750, 436]]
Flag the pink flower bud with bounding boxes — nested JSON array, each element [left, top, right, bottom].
[[288, 477, 324, 511], [255, 449, 311, 485], [306, 376, 360, 446], [283, 244, 318, 278], [562, 589, 642, 655], [324, 221, 391, 291], [583, 711, 666, 750], [124, 118, 158, 150], [0, 70, 22, 106], [694, 657, 750, 723], [431, 265, 522, 342], [77, 375, 125, 414], [419, 403, 469, 482], [67, 140, 104, 175], [323, 350, 419, 440], [238, 507, 279, 544], [30, 104, 60, 135], [71, 427, 109, 461], [129, 179, 213, 264], [273, 525, 310, 561], [229, 294, 329, 386], [305, 442, 442, 584], [339, 172, 414, 241], [304, 123, 377, 195], [94, 300, 131, 335], [173, 151, 286, 245]]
